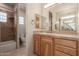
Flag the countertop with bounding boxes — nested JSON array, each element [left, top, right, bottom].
[[33, 31, 79, 40]]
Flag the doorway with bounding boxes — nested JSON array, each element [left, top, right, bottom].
[[0, 3, 17, 52], [18, 4, 26, 47]]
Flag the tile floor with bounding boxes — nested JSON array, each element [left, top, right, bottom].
[[0, 47, 28, 56]]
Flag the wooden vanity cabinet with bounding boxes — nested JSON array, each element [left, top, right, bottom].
[[41, 36, 53, 56], [33, 34, 78, 56]]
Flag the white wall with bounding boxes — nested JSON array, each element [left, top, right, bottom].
[[26, 3, 41, 55]]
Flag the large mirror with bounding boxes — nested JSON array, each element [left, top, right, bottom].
[[40, 3, 78, 34], [53, 3, 77, 33], [56, 10, 76, 31], [35, 3, 79, 34]]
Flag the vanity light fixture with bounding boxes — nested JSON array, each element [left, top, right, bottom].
[[44, 3, 55, 8], [61, 15, 75, 19], [44, 3, 62, 8], [64, 20, 74, 23]]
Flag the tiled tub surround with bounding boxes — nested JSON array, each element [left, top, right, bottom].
[[0, 12, 16, 42]]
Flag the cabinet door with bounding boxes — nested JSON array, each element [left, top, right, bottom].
[[33, 35, 41, 55], [44, 43, 53, 56], [40, 38, 46, 56], [41, 36, 53, 56]]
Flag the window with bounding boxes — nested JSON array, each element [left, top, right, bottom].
[[0, 12, 7, 22], [19, 16, 24, 24]]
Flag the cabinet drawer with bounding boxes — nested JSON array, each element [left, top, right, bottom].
[[55, 39, 76, 48], [33, 34, 40, 40], [41, 36, 53, 44], [54, 50, 69, 56], [55, 44, 76, 56]]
